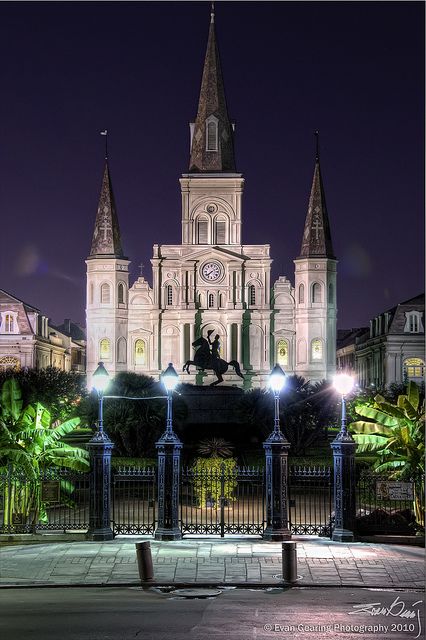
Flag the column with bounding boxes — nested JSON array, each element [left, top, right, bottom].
[[227, 324, 232, 361], [237, 323, 242, 364], [180, 324, 186, 366]]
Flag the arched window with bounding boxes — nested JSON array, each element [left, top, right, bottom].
[[117, 337, 127, 363], [215, 218, 226, 244], [5, 314, 14, 333], [404, 358, 425, 379], [101, 283, 111, 304], [100, 338, 111, 361], [206, 120, 218, 151], [249, 285, 256, 306], [311, 338, 323, 361], [0, 356, 20, 371], [118, 282, 125, 305], [328, 283, 333, 303], [312, 283, 322, 303], [135, 339, 146, 365], [166, 285, 173, 306], [208, 293, 215, 308], [277, 339, 289, 366], [299, 284, 304, 304], [197, 218, 208, 244]]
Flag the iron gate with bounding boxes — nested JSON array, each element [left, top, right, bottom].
[[180, 466, 265, 536], [112, 467, 156, 535], [289, 465, 333, 536]]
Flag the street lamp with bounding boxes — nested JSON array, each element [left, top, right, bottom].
[[92, 361, 110, 434], [269, 364, 286, 436], [160, 363, 180, 440], [333, 373, 354, 437]]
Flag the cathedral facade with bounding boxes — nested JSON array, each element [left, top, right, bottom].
[[86, 10, 337, 388]]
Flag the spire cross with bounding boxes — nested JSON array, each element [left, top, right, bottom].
[[315, 130, 320, 160], [100, 130, 108, 160], [99, 221, 110, 240], [211, 1, 215, 23], [138, 263, 144, 276], [312, 215, 323, 241]]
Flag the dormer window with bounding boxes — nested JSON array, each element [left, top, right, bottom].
[[1, 311, 18, 334], [206, 116, 218, 151], [404, 311, 423, 334]]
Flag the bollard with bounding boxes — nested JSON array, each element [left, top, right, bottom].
[[135, 541, 154, 582], [282, 541, 297, 583]]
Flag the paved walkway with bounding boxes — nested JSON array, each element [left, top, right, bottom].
[[0, 537, 424, 589]]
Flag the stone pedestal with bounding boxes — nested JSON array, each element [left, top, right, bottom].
[[154, 432, 183, 541], [87, 431, 114, 541], [263, 431, 292, 541], [331, 433, 357, 542]]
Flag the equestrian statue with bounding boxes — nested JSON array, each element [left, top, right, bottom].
[[183, 329, 244, 386]]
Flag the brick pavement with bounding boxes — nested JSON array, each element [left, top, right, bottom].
[[0, 537, 424, 589]]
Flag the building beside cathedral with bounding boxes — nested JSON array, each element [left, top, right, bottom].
[[86, 10, 337, 388]]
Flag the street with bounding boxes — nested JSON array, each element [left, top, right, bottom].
[[0, 587, 424, 640]]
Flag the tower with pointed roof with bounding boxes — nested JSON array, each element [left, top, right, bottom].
[[86, 160, 130, 385], [293, 135, 337, 380]]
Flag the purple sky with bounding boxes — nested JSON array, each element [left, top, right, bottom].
[[1, 1, 424, 329]]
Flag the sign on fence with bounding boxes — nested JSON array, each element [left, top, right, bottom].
[[376, 481, 414, 501], [41, 481, 61, 503]]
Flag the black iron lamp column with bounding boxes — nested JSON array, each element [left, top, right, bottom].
[[87, 362, 114, 541], [331, 373, 357, 542], [154, 363, 183, 541], [263, 364, 292, 541]]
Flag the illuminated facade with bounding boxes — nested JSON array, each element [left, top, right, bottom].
[[86, 10, 337, 388]]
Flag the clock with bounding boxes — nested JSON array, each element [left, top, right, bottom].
[[201, 261, 223, 282]]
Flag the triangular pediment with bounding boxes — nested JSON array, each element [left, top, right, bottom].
[[180, 246, 247, 263]]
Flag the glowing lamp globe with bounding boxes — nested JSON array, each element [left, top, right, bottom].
[[333, 373, 354, 396], [92, 361, 110, 394], [269, 364, 286, 393], [161, 363, 179, 393]]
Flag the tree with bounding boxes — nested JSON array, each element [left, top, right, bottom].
[[350, 381, 425, 529], [0, 378, 89, 527]]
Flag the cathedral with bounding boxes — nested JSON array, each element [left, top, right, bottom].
[[86, 9, 337, 389]]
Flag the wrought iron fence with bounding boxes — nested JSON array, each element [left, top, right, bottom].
[[0, 467, 90, 533], [355, 471, 422, 534], [112, 467, 156, 535], [180, 466, 266, 536], [288, 465, 333, 536]]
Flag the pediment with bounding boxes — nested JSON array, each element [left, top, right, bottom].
[[180, 246, 247, 263]]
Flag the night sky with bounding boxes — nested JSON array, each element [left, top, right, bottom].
[[0, 1, 424, 330]]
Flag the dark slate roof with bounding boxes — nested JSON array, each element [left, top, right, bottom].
[[337, 327, 369, 349], [298, 153, 335, 259], [89, 162, 124, 258], [189, 9, 236, 172], [0, 288, 40, 313], [54, 320, 86, 342]]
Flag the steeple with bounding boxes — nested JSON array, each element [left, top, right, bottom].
[[189, 6, 236, 172], [299, 134, 335, 259], [89, 161, 125, 258]]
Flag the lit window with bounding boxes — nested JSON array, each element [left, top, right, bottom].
[[215, 220, 226, 244], [299, 284, 304, 304], [277, 340, 289, 366], [311, 338, 323, 361], [100, 338, 111, 361], [197, 219, 208, 243], [135, 339, 146, 365], [5, 314, 14, 333], [312, 283, 322, 303], [0, 356, 20, 371], [208, 293, 214, 308], [118, 283, 125, 304], [206, 120, 218, 151], [249, 285, 256, 306], [404, 358, 425, 379], [167, 285, 173, 306], [101, 283, 111, 304]]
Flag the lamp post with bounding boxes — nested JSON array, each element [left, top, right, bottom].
[[155, 363, 183, 540], [263, 364, 292, 541], [87, 361, 114, 541], [331, 373, 357, 542]]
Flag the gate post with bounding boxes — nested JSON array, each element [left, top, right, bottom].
[[154, 435, 182, 540], [331, 394, 357, 542], [87, 431, 114, 541], [263, 433, 292, 541]]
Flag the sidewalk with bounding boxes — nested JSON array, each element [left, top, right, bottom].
[[0, 537, 424, 589]]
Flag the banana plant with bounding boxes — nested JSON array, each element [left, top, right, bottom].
[[0, 378, 89, 529], [350, 381, 425, 528]]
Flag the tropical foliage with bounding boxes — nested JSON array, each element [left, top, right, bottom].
[[0, 378, 89, 527], [197, 437, 234, 458], [350, 382, 425, 528], [191, 456, 238, 508]]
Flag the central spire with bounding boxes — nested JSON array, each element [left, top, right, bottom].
[[189, 7, 236, 172], [89, 161, 124, 258]]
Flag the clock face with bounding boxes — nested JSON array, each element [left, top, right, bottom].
[[201, 261, 222, 282]]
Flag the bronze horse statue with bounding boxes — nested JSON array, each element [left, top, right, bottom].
[[183, 335, 244, 386]]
